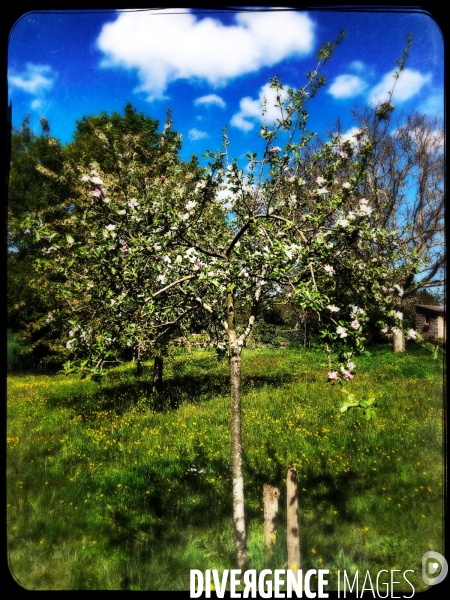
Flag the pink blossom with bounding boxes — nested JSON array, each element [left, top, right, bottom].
[[81, 174, 90, 182], [121, 246, 129, 253], [351, 320, 360, 329], [160, 176, 166, 182], [336, 326, 348, 338], [91, 188, 102, 197], [342, 182, 351, 189], [342, 370, 354, 380], [324, 264, 335, 275], [328, 371, 339, 381]]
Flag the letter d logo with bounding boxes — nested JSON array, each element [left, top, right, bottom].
[[422, 551, 448, 586]]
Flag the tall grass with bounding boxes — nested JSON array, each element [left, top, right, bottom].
[[7, 344, 444, 590]]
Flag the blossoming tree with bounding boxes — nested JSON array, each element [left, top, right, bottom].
[[33, 34, 416, 567]]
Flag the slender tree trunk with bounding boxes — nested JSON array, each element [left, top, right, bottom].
[[287, 467, 300, 575], [136, 358, 143, 377], [393, 329, 405, 352], [152, 355, 163, 393], [227, 282, 248, 568], [229, 344, 248, 568]]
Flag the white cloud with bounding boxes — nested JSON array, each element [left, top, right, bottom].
[[31, 98, 42, 109], [327, 74, 368, 99], [349, 60, 365, 73], [339, 127, 362, 144], [97, 9, 315, 100], [194, 94, 226, 108], [188, 128, 209, 141], [230, 82, 292, 132], [8, 63, 55, 95], [368, 68, 432, 105]]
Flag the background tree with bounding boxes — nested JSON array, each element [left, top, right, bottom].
[[7, 117, 70, 367], [327, 106, 444, 350]]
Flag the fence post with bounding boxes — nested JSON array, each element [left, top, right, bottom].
[[263, 484, 280, 548], [287, 467, 300, 577]]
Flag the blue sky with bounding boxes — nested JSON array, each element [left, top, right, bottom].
[[8, 7, 444, 166]]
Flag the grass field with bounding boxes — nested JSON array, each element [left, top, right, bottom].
[[7, 344, 444, 591]]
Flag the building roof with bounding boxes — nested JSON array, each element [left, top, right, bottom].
[[416, 304, 445, 314]]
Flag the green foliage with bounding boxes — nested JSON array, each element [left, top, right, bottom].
[[340, 389, 378, 420], [64, 103, 179, 175], [7, 118, 70, 367]]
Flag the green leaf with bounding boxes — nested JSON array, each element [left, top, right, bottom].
[[66, 234, 74, 245]]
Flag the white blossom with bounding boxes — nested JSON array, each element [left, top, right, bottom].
[[327, 305, 340, 312], [357, 204, 373, 216], [336, 326, 348, 338]]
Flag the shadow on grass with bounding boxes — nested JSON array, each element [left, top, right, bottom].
[[45, 369, 297, 417], [96, 450, 376, 589]]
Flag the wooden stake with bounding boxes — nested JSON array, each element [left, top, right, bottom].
[[263, 484, 280, 548], [287, 467, 300, 577]]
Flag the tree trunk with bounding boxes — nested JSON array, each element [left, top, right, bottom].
[[226, 280, 248, 568], [136, 359, 143, 377], [263, 484, 280, 548], [393, 329, 405, 352], [152, 355, 163, 393], [229, 345, 248, 568], [287, 467, 300, 576]]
